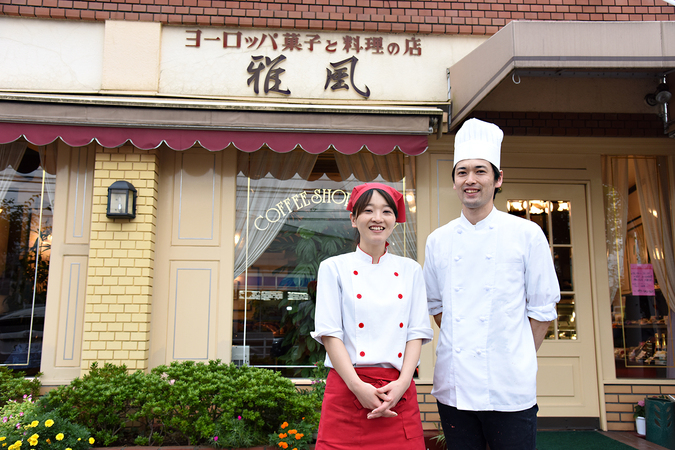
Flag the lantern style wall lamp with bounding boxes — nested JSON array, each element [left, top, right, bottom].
[[644, 75, 673, 136], [106, 180, 137, 219]]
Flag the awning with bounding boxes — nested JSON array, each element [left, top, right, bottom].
[[448, 21, 675, 129], [0, 93, 443, 155]]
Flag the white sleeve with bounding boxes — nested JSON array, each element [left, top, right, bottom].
[[423, 235, 444, 317], [407, 264, 434, 345], [525, 227, 561, 322], [310, 259, 344, 345]]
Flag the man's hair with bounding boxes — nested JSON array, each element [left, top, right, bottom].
[[452, 162, 502, 200]]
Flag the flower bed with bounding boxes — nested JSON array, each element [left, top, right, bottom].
[[1, 361, 325, 450]]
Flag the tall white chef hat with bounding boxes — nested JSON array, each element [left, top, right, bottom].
[[453, 118, 504, 170]]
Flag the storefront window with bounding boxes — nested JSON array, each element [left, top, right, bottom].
[[507, 200, 576, 340], [0, 144, 55, 375], [603, 156, 675, 379], [233, 149, 416, 377]]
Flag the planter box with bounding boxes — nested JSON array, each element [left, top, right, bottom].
[[646, 397, 675, 449]]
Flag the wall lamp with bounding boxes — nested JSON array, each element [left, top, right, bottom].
[[644, 76, 672, 136], [106, 180, 137, 219]]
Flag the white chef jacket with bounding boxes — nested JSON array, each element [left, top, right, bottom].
[[311, 246, 433, 371], [424, 208, 560, 412]]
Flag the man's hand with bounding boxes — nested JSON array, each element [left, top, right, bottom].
[[434, 313, 442, 328], [530, 318, 551, 351]]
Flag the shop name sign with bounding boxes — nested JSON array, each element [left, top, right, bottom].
[[160, 27, 447, 102], [183, 30, 422, 99], [254, 188, 349, 231]]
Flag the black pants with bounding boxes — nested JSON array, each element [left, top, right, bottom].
[[437, 401, 538, 450]]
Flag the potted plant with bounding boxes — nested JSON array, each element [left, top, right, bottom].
[[634, 399, 646, 436]]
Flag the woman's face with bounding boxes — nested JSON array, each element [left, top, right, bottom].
[[350, 190, 396, 249]]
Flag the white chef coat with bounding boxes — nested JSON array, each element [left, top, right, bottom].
[[424, 208, 560, 412], [311, 246, 433, 371]]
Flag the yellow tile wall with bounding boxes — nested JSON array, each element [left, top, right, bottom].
[[81, 146, 158, 373]]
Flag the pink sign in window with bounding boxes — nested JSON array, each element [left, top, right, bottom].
[[630, 264, 656, 296]]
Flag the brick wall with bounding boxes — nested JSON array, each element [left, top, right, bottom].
[[1, 0, 674, 34], [470, 111, 668, 138], [605, 384, 675, 431], [81, 146, 159, 373], [417, 383, 441, 431]]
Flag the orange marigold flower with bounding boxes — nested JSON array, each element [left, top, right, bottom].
[[278, 443, 288, 449], [281, 422, 288, 429], [288, 430, 297, 435], [278, 433, 287, 439], [295, 434, 304, 440]]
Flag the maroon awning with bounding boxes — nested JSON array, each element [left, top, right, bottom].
[[0, 122, 429, 155], [0, 94, 442, 155]]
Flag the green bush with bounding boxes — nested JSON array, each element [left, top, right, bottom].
[[0, 395, 92, 450], [0, 367, 41, 407], [39, 362, 144, 446], [39, 360, 323, 448]]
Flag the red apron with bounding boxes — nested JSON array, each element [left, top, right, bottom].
[[315, 368, 425, 450]]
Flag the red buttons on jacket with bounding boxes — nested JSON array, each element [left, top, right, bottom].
[[357, 294, 362, 299], [398, 294, 403, 299], [359, 323, 364, 328], [394, 272, 399, 277], [399, 322, 404, 328], [398, 353, 402, 358], [354, 270, 358, 275], [360, 351, 365, 357]]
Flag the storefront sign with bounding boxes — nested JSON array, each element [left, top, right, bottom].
[[160, 26, 470, 101], [630, 264, 656, 296], [180, 30, 423, 99], [254, 188, 349, 231]]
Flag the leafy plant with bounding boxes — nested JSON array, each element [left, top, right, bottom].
[[271, 215, 354, 375], [212, 415, 264, 449], [0, 367, 41, 407], [634, 399, 646, 418], [39, 362, 144, 446]]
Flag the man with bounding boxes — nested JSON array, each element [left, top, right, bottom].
[[423, 118, 560, 450]]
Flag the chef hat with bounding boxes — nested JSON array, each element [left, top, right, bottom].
[[453, 118, 504, 170], [346, 182, 406, 223]]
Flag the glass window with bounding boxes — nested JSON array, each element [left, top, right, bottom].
[[233, 149, 416, 377], [506, 200, 576, 340], [603, 156, 674, 379], [0, 144, 55, 375]]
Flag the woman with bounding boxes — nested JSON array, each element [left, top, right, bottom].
[[311, 182, 433, 450]]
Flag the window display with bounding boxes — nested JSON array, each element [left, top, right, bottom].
[[604, 156, 675, 379], [232, 149, 416, 377]]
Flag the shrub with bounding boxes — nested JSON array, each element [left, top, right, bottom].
[[40, 360, 323, 448], [268, 419, 315, 450], [0, 367, 41, 407], [0, 395, 92, 450], [39, 362, 144, 446]]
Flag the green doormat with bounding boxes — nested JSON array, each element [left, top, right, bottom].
[[536, 431, 635, 450]]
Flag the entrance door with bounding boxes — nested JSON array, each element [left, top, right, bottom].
[[497, 183, 599, 419]]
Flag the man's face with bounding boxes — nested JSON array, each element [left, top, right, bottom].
[[453, 159, 503, 212]]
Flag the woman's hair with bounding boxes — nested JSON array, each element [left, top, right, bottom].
[[351, 188, 398, 244]]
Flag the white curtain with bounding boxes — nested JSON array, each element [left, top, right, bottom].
[[334, 151, 417, 260], [38, 145, 57, 210], [0, 143, 27, 205], [602, 156, 630, 308], [634, 158, 675, 312], [233, 149, 318, 279]]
